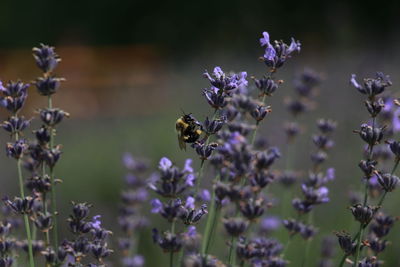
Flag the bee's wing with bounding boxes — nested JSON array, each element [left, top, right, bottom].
[[178, 135, 186, 150], [175, 120, 186, 151]]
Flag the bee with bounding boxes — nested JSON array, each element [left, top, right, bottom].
[[176, 112, 203, 150]]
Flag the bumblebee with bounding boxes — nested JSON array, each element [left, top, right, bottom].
[[176, 113, 202, 150]]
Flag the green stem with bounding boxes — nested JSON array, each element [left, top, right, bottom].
[[228, 236, 237, 266], [170, 220, 176, 267], [201, 175, 220, 256], [177, 224, 188, 267], [281, 235, 293, 258], [353, 223, 364, 267], [42, 193, 51, 246], [338, 254, 347, 267], [352, 117, 376, 265], [41, 164, 51, 247], [48, 96, 59, 249], [194, 160, 205, 195], [15, 131, 35, 267], [302, 212, 314, 267], [390, 157, 400, 175], [205, 206, 220, 254], [338, 231, 361, 267]]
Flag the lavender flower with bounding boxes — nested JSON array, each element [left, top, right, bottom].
[[259, 31, 301, 70], [350, 72, 392, 97]]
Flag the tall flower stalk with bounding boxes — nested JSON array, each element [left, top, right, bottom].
[[32, 44, 66, 250], [282, 118, 336, 265], [337, 72, 395, 266], [118, 153, 148, 267], [149, 157, 209, 266], [0, 81, 35, 266], [195, 31, 299, 265]]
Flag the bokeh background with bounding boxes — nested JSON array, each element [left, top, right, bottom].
[[1, 0, 400, 266]]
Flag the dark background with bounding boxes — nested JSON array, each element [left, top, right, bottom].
[[0, 1, 400, 266]]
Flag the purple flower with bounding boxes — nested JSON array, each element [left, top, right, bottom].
[[159, 157, 172, 171], [393, 108, 400, 132], [186, 226, 197, 238], [200, 189, 211, 202], [288, 38, 301, 53], [185, 173, 195, 187], [122, 255, 145, 267], [32, 44, 60, 73], [185, 196, 195, 210], [350, 72, 392, 97], [203, 87, 227, 110], [0, 81, 29, 113], [326, 168, 335, 181], [260, 216, 281, 232], [183, 159, 193, 173], [203, 67, 247, 92], [90, 215, 102, 230], [123, 153, 136, 169], [259, 32, 271, 47], [383, 98, 393, 112], [301, 185, 330, 204], [151, 199, 162, 213], [34, 76, 64, 96], [259, 31, 300, 69], [350, 74, 362, 90]]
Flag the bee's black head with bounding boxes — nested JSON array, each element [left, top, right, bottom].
[[183, 113, 195, 122]]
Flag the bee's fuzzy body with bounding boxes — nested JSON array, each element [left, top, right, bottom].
[[175, 114, 202, 150]]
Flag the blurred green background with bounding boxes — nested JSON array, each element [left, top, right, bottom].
[[1, 0, 400, 266]]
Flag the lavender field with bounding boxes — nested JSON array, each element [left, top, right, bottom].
[[1, 2, 400, 267]]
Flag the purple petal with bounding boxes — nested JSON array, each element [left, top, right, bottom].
[[151, 199, 162, 213], [122, 152, 135, 169], [183, 159, 193, 173], [185, 196, 195, 209], [200, 189, 211, 202], [393, 108, 400, 132], [326, 168, 335, 181], [213, 66, 224, 79], [350, 74, 362, 89], [90, 215, 102, 230], [261, 216, 281, 231], [185, 173, 195, 187], [264, 45, 276, 61], [159, 157, 172, 171], [187, 226, 197, 237], [259, 31, 271, 47], [287, 38, 301, 53]]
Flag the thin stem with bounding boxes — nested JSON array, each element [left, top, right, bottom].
[[48, 96, 59, 249], [14, 131, 35, 267], [228, 236, 236, 266], [170, 220, 176, 267], [353, 223, 365, 267], [301, 212, 314, 267], [194, 160, 205, 195], [338, 231, 361, 267], [338, 254, 347, 267], [43, 193, 51, 246], [177, 226, 186, 267], [204, 206, 220, 254], [41, 164, 51, 247], [281, 235, 293, 258], [201, 174, 220, 256], [352, 117, 376, 265], [390, 157, 400, 175]]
